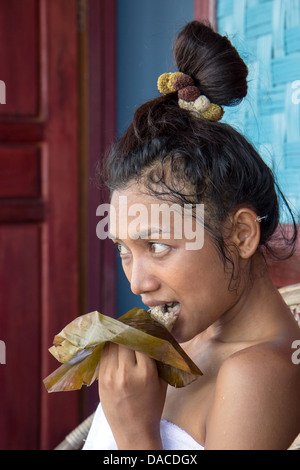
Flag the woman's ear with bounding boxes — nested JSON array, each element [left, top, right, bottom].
[[229, 208, 261, 259]]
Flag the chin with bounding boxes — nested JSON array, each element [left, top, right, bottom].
[[172, 325, 192, 345]]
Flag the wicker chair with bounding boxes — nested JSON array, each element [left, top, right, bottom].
[[279, 283, 300, 329], [54, 283, 300, 450], [54, 411, 95, 450]]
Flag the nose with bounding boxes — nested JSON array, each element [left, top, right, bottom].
[[129, 257, 160, 296]]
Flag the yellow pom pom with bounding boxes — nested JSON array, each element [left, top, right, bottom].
[[201, 103, 224, 122], [157, 72, 184, 94], [157, 73, 172, 94]]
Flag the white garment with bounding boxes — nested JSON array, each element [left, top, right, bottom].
[[83, 402, 204, 450]]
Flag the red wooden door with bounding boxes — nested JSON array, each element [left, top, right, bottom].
[[0, 0, 80, 449]]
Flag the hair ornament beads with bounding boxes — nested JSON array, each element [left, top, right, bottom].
[[157, 72, 224, 122]]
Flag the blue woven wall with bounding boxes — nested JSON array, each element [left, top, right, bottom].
[[217, 0, 300, 220]]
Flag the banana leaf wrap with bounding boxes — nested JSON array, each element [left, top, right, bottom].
[[43, 308, 203, 392]]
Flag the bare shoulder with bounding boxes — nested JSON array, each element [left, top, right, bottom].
[[218, 340, 300, 404], [205, 339, 300, 450], [221, 336, 300, 381]]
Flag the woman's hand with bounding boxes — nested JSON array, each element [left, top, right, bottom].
[[98, 342, 168, 450]]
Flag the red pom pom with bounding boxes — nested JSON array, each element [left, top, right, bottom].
[[178, 86, 200, 102]]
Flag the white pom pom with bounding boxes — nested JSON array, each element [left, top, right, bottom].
[[193, 95, 210, 112]]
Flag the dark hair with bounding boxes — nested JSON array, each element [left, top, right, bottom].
[[102, 21, 297, 282]]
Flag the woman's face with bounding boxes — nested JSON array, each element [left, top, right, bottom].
[[109, 184, 239, 343]]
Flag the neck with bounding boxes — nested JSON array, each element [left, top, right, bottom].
[[208, 255, 281, 343]]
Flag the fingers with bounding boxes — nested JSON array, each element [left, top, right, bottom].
[[99, 343, 139, 391], [135, 349, 158, 375], [99, 343, 159, 386], [118, 343, 138, 367], [99, 342, 119, 373], [100, 343, 137, 371], [135, 351, 168, 395]]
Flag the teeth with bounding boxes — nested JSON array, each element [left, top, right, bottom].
[[164, 302, 180, 313]]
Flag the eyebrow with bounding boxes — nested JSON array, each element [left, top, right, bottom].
[[109, 227, 171, 241]]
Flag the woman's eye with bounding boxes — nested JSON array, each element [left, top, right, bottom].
[[116, 243, 129, 256], [151, 243, 169, 254]]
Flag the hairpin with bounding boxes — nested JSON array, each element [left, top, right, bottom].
[[157, 72, 224, 122], [254, 215, 269, 223]]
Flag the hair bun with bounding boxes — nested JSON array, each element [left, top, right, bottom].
[[173, 21, 248, 106]]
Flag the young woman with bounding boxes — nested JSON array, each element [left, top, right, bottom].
[[83, 21, 300, 450]]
